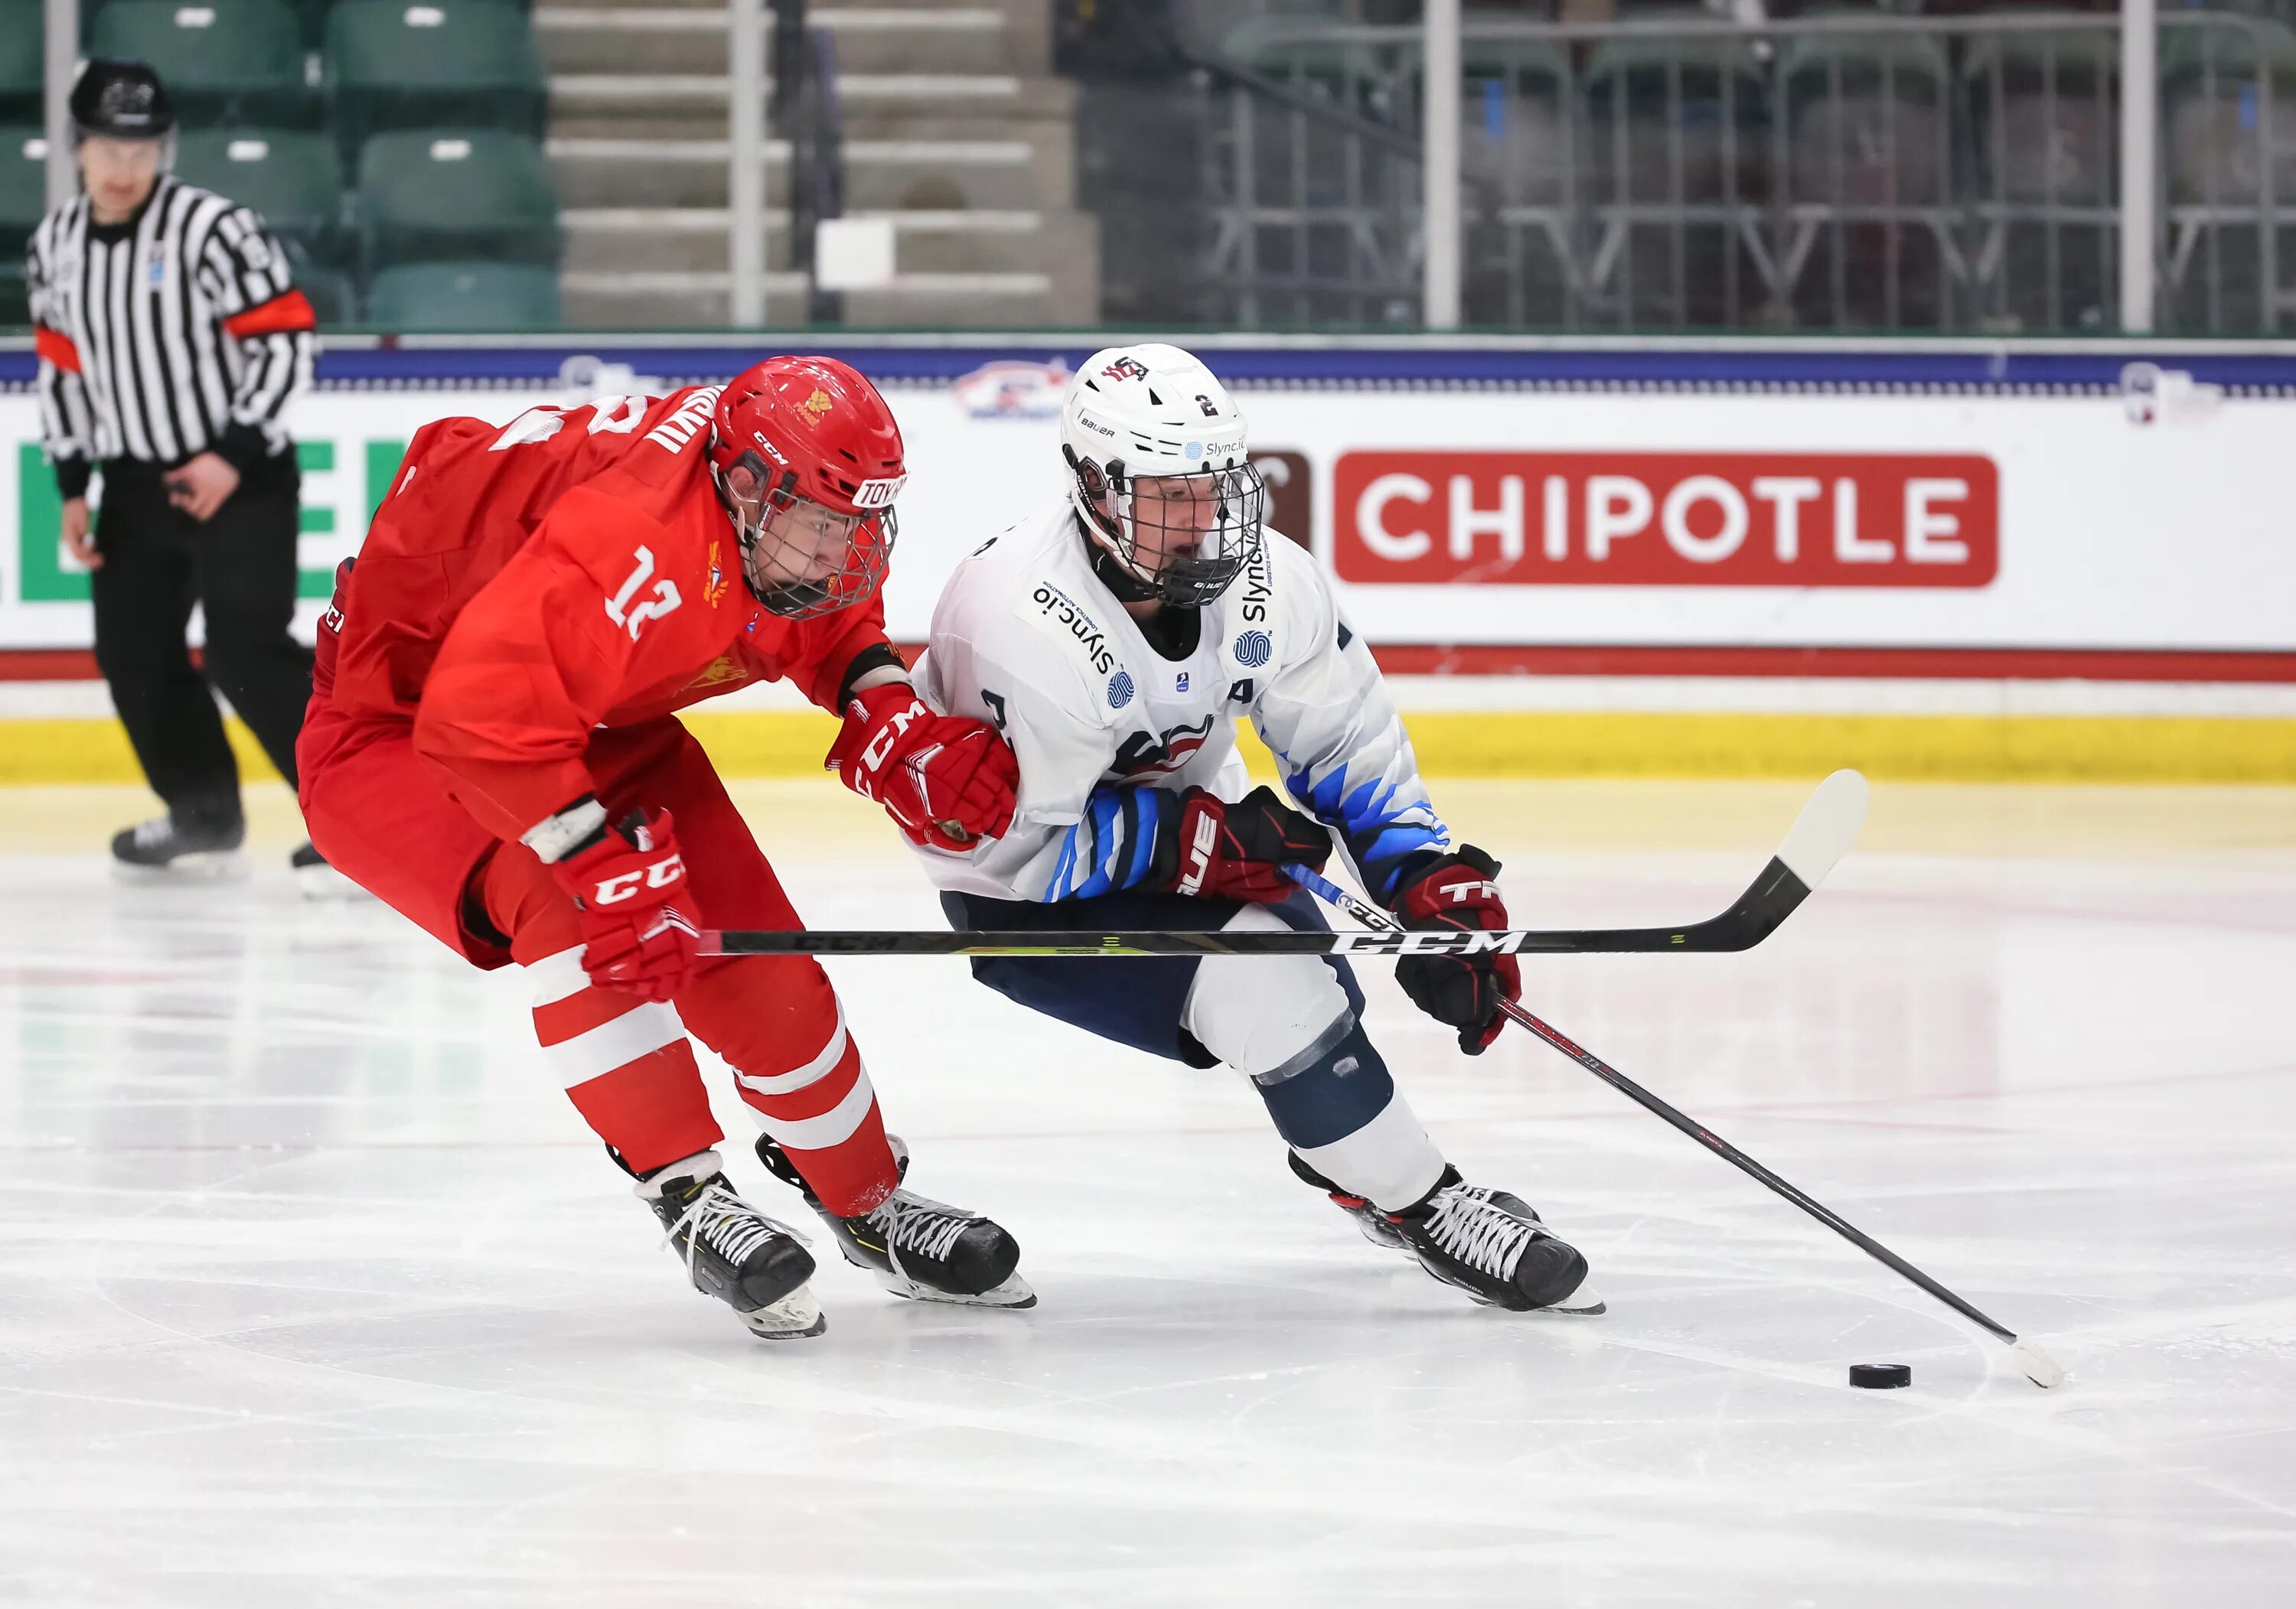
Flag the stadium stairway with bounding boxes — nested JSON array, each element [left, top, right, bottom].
[[538, 0, 1097, 327]]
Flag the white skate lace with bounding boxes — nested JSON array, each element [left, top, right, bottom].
[[663, 1178, 810, 1282], [1421, 1186, 1541, 1280], [863, 1190, 975, 1264]]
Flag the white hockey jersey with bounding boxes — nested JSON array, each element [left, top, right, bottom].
[[912, 500, 1452, 904]]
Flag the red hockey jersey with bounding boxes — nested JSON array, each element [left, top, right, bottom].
[[324, 386, 890, 841]]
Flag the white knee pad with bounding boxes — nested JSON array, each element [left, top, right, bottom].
[[1181, 904, 1353, 1077]]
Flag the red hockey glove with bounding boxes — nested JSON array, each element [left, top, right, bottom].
[[548, 808, 700, 1002], [1159, 786, 1332, 903], [827, 682, 1019, 851], [1389, 845, 1520, 1054]]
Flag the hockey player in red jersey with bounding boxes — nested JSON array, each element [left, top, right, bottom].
[[297, 357, 1034, 1338]]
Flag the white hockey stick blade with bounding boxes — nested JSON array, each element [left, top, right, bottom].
[[1776, 769, 1871, 889], [2009, 1337, 2066, 1390]]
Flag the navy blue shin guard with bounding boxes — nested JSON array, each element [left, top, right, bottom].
[[1247, 1014, 1396, 1151]]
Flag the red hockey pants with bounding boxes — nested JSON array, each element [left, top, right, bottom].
[[296, 695, 897, 1214]]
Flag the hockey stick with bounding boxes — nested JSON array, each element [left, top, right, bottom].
[[698, 769, 1873, 959], [1278, 861, 2067, 1392]]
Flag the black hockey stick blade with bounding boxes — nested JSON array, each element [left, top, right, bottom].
[[1289, 804, 2066, 1392], [698, 770, 1870, 959]]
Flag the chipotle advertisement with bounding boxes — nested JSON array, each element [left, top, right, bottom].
[[1334, 452, 1999, 588]]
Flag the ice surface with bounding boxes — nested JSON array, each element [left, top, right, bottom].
[[2, 780, 2294, 1607]]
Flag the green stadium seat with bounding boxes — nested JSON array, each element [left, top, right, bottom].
[[287, 249, 356, 324], [325, 0, 546, 157], [0, 2, 44, 125], [0, 125, 48, 240], [89, 0, 319, 129], [174, 129, 347, 264], [282, 0, 338, 49], [0, 125, 48, 329], [356, 129, 559, 269], [366, 259, 558, 331], [269, 0, 527, 50]]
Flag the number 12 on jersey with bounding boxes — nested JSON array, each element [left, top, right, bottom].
[[605, 546, 682, 640]]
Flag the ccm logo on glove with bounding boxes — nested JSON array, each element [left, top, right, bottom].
[[828, 680, 1019, 852], [587, 848, 686, 906], [543, 806, 703, 1002]]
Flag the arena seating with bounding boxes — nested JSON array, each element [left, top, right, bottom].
[[0, 2, 42, 126], [89, 0, 321, 129], [16, 0, 560, 329], [367, 259, 558, 328], [174, 129, 345, 256], [357, 129, 559, 270], [324, 0, 547, 156], [0, 125, 41, 324]]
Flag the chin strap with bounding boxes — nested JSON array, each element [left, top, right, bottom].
[[1076, 512, 1163, 604]]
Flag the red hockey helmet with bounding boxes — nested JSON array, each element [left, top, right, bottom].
[[708, 355, 907, 619]]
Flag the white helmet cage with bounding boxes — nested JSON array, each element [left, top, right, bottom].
[[1061, 344, 1266, 607]]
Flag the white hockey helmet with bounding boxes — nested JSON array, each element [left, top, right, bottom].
[[1061, 343, 1267, 607]]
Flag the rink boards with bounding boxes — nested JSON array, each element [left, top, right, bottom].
[[1, 334, 2291, 780]]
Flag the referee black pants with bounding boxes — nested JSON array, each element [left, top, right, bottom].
[[90, 458, 313, 824]]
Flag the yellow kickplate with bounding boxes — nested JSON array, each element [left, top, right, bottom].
[[4, 709, 2294, 786]]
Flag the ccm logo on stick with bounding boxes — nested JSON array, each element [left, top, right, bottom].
[[1335, 451, 1999, 587]]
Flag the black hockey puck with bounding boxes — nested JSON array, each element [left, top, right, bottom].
[[1849, 1363, 1912, 1389]]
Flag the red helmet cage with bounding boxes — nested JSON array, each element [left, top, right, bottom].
[[709, 356, 907, 618]]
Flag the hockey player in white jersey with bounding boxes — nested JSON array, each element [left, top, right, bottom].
[[892, 343, 1600, 1314]]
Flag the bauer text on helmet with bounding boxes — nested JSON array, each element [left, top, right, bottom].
[[709, 357, 907, 620], [1062, 344, 1266, 607]]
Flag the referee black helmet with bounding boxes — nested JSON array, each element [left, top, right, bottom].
[[69, 60, 175, 144]]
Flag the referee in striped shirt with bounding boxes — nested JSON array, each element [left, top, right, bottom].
[[27, 60, 322, 876]]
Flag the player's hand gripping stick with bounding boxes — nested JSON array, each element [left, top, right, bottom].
[[827, 682, 1019, 851], [1275, 799, 2066, 1392], [550, 807, 701, 1002], [1387, 846, 1521, 1054], [1163, 786, 1332, 902]]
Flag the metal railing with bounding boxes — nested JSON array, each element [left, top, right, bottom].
[[1196, 10, 2296, 334], [729, 0, 848, 326]]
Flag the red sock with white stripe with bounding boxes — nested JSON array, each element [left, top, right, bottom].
[[726, 1008, 895, 1217], [528, 948, 722, 1175]]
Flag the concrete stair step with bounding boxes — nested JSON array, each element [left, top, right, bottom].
[[533, 6, 1032, 77], [559, 269, 1081, 330], [546, 131, 1069, 211], [561, 207, 1088, 276], [548, 72, 1072, 125]]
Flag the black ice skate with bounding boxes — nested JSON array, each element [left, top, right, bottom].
[[756, 1134, 1034, 1308], [110, 811, 244, 875], [1288, 1148, 1411, 1251], [637, 1150, 823, 1339], [1386, 1168, 1604, 1314], [291, 839, 361, 899]]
